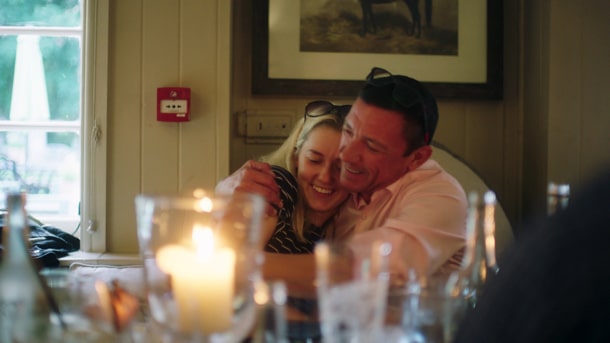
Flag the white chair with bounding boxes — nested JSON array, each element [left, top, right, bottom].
[[431, 142, 514, 257]]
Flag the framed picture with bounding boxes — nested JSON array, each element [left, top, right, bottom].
[[252, 0, 503, 99]]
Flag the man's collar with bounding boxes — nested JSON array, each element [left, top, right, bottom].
[[348, 158, 437, 209], [351, 185, 395, 209]]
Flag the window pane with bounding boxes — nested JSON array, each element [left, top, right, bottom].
[[42, 36, 82, 122], [0, 130, 80, 217], [0, 35, 81, 122], [0, 1, 82, 232], [0, 0, 81, 27]]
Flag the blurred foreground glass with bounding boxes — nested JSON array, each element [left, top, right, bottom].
[[547, 182, 570, 216], [460, 191, 500, 309], [386, 272, 468, 343], [0, 192, 53, 342], [41, 268, 138, 343], [315, 241, 391, 343], [135, 192, 266, 343], [380, 191, 501, 342], [252, 280, 288, 343]]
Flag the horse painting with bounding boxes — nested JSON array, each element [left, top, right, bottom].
[[358, 0, 432, 38]]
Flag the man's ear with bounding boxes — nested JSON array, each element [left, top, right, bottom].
[[407, 145, 432, 172]]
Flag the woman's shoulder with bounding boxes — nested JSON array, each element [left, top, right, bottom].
[[271, 165, 295, 183], [271, 165, 298, 199], [270, 165, 298, 215]]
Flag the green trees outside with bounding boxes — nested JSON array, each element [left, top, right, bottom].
[[0, 0, 81, 149], [0, 0, 81, 122]]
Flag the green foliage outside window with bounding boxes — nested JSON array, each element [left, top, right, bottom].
[[0, 37, 16, 121], [0, 0, 80, 27], [0, 0, 81, 148]]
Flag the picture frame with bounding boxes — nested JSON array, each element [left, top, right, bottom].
[[252, 0, 503, 99]]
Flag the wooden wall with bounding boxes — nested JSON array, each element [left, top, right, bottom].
[[522, 0, 610, 219], [105, 0, 231, 252], [102, 0, 610, 253]]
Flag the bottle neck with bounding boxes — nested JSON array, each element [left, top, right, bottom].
[[462, 192, 499, 273], [3, 193, 32, 266]]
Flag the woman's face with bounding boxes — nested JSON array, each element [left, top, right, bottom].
[[296, 125, 349, 224]]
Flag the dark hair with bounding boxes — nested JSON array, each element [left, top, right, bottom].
[[358, 67, 439, 155]]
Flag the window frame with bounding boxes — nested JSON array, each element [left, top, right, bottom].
[[80, 0, 109, 252], [0, 0, 108, 252]]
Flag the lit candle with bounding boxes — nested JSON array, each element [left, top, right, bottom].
[[157, 225, 235, 334]]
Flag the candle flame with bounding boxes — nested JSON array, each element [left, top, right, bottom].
[[192, 224, 214, 259], [195, 197, 213, 212]]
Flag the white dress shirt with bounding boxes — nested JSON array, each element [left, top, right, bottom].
[[333, 158, 468, 278]]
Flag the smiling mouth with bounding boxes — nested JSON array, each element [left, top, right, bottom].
[[344, 164, 364, 175], [312, 185, 333, 194]]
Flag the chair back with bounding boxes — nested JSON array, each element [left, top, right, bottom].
[[431, 143, 514, 257]]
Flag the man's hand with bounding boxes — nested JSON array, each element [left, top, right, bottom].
[[215, 160, 282, 215]]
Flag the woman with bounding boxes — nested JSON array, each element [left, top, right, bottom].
[[257, 100, 352, 325], [217, 101, 351, 300], [260, 100, 351, 253]]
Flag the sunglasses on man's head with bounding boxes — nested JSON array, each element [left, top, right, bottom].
[[365, 67, 431, 144], [304, 100, 351, 121]]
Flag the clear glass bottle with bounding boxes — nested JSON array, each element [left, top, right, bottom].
[[0, 192, 52, 342], [460, 191, 500, 308], [252, 280, 288, 343]]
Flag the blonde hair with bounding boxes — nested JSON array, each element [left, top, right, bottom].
[[260, 112, 345, 240]]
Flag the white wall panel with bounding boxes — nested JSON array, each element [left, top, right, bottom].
[[107, 0, 144, 252], [141, 0, 181, 194], [106, 0, 231, 252]]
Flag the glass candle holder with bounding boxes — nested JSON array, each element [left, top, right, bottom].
[[135, 192, 266, 343]]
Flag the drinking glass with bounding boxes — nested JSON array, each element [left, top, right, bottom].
[[386, 272, 468, 343], [135, 191, 266, 343], [252, 280, 288, 343], [315, 240, 391, 343], [41, 268, 128, 342]]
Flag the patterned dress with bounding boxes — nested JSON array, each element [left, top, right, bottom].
[[264, 165, 325, 254]]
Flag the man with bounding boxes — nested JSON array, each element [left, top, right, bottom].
[[216, 67, 467, 288], [332, 67, 467, 278]]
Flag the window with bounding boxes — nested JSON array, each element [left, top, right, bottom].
[[0, 0, 108, 252]]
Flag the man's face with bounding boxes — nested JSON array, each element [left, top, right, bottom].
[[339, 98, 418, 199]]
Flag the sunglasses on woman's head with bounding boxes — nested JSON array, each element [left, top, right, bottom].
[[304, 100, 351, 121], [365, 67, 431, 144]]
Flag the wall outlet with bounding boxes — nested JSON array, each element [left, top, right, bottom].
[[160, 99, 188, 114], [246, 115, 292, 138]]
